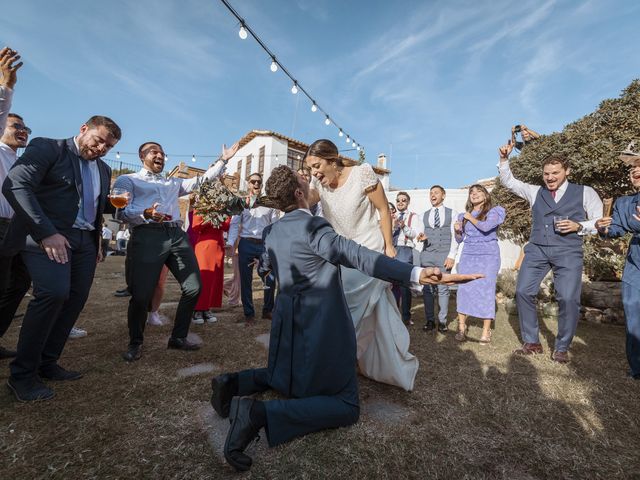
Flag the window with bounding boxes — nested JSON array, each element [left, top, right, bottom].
[[245, 154, 253, 180], [287, 149, 304, 171], [258, 146, 265, 174], [236, 159, 242, 178]]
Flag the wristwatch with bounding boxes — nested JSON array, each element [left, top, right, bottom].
[[576, 224, 584, 233]]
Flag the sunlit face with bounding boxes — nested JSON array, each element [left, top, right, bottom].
[[542, 162, 569, 192], [140, 143, 165, 174], [469, 187, 486, 206], [395, 194, 409, 212], [430, 188, 445, 207], [305, 155, 339, 187], [630, 165, 640, 189], [77, 125, 118, 160], [248, 174, 262, 194], [0, 116, 30, 150]]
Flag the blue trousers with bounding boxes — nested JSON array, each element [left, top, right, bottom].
[[623, 282, 640, 377], [237, 368, 359, 447], [238, 238, 275, 317], [515, 243, 583, 352]]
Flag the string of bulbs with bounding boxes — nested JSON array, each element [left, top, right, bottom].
[[219, 0, 363, 153]]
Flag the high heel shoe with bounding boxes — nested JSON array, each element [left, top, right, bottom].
[[455, 325, 468, 342]]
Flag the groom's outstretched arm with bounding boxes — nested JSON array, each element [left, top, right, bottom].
[[308, 217, 413, 285]]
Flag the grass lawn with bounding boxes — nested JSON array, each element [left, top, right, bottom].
[[1, 256, 638, 479]]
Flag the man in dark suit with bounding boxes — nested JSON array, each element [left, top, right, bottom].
[[2, 115, 121, 402], [210, 166, 482, 472]]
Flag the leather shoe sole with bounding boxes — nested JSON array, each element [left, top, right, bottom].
[[224, 397, 260, 472], [211, 374, 235, 418]]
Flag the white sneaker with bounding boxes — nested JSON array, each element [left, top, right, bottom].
[[69, 327, 88, 339], [147, 311, 163, 326], [192, 311, 205, 325], [204, 311, 218, 324]]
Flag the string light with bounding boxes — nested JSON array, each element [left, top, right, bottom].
[[352, 141, 356, 147], [219, 0, 362, 151], [346, 136, 350, 143], [116, 152, 120, 159], [192, 155, 196, 163]]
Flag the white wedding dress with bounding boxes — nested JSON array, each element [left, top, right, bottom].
[[314, 163, 419, 391]]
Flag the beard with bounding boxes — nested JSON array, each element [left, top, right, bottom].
[[78, 142, 100, 160]]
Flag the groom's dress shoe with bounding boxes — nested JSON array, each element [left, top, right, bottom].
[[39, 364, 83, 381], [224, 397, 261, 472], [7, 377, 54, 402], [167, 337, 200, 351], [211, 373, 237, 418], [513, 343, 543, 355]]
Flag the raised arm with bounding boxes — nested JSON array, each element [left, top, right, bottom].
[[180, 142, 240, 194], [0, 47, 22, 133], [498, 141, 539, 204]]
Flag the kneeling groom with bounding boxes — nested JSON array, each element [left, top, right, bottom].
[[210, 166, 482, 472]]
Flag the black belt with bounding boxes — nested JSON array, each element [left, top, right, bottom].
[[136, 221, 182, 229], [241, 237, 263, 244]]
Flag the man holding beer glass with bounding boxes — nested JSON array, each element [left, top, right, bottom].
[[498, 142, 602, 363], [113, 141, 238, 362], [2, 115, 122, 401]]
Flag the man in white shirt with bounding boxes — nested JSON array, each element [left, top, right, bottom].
[[101, 223, 113, 258], [416, 185, 460, 333], [391, 191, 421, 325], [0, 47, 29, 360], [227, 172, 279, 324], [115, 225, 130, 253], [114, 140, 238, 362], [499, 141, 602, 363]]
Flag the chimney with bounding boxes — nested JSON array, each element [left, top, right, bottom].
[[377, 153, 387, 169]]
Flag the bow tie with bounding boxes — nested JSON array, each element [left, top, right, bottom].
[[145, 171, 164, 181]]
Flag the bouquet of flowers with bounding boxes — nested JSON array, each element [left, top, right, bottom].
[[193, 178, 246, 227]]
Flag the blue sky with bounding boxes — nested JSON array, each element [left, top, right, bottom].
[[1, 0, 639, 188]]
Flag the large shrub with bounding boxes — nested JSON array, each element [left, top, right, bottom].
[[492, 80, 640, 279]]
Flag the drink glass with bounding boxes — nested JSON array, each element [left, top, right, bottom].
[[110, 187, 130, 222], [554, 215, 569, 233]]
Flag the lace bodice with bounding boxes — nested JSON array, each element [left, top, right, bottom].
[[313, 163, 384, 253]]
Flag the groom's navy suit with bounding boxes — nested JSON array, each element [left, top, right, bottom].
[[2, 137, 112, 382], [238, 209, 413, 447]]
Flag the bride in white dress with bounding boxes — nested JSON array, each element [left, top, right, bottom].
[[305, 139, 418, 391]]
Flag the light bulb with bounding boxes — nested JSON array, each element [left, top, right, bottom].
[[338, 130, 343, 137], [311, 103, 317, 112], [352, 141, 356, 147], [239, 26, 248, 39], [116, 152, 121, 159], [325, 116, 331, 126], [270, 60, 278, 72], [356, 146, 361, 151], [192, 155, 196, 163], [165, 155, 169, 161], [291, 83, 298, 94], [346, 136, 350, 143]]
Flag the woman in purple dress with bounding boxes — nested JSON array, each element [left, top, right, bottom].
[[454, 184, 506, 343]]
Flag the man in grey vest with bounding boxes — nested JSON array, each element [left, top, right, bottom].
[[392, 191, 421, 325], [499, 142, 602, 363], [416, 185, 460, 333]]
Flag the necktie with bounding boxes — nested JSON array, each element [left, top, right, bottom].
[[393, 212, 404, 246], [551, 190, 557, 200], [434, 208, 441, 228], [145, 171, 164, 181], [81, 159, 96, 224]]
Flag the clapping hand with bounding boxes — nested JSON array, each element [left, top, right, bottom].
[[0, 47, 23, 89], [419, 267, 484, 286], [221, 142, 240, 162], [595, 217, 612, 234], [453, 221, 463, 234], [416, 232, 427, 242]]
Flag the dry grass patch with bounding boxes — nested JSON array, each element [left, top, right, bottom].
[[1, 256, 639, 479]]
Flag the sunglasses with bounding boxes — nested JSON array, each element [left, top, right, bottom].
[[9, 123, 32, 135], [249, 179, 262, 185]]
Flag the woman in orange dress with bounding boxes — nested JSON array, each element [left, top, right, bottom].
[[191, 214, 231, 324]]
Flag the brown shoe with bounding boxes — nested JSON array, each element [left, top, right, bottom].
[[551, 350, 569, 363], [513, 343, 543, 355]]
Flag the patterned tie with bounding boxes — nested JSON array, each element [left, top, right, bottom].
[[393, 212, 404, 246], [434, 208, 441, 228], [81, 159, 96, 224], [145, 170, 164, 181]]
